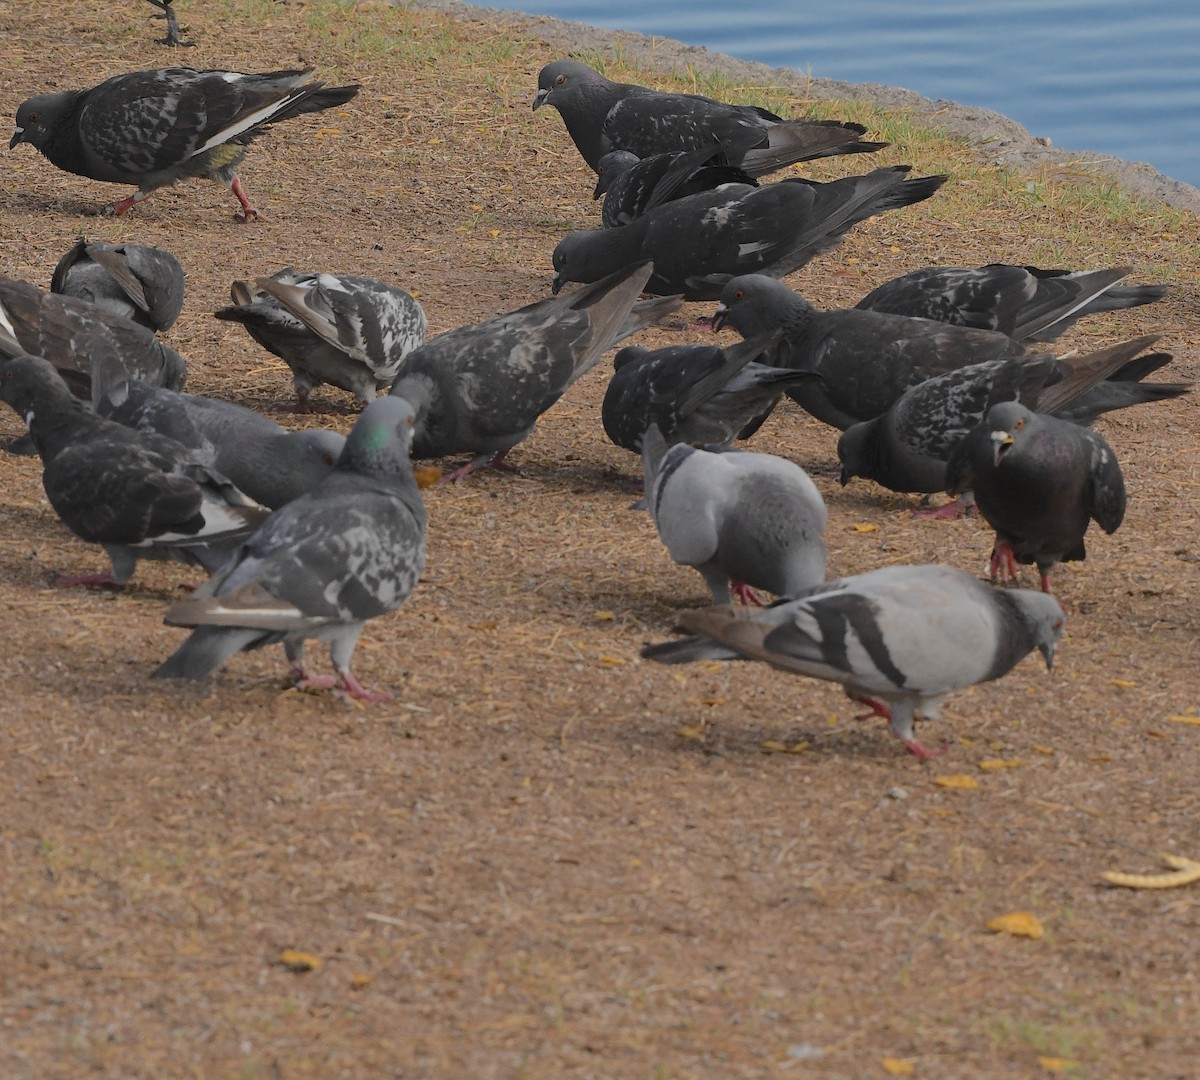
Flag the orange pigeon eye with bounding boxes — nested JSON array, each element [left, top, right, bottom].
[[555, 74, 566, 86], [1014, 418, 1025, 430], [733, 289, 743, 300]]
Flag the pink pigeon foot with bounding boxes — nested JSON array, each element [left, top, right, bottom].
[[988, 541, 1019, 582], [54, 571, 123, 589], [902, 738, 949, 760], [848, 694, 891, 722], [231, 177, 259, 222], [291, 666, 338, 692], [333, 669, 391, 702], [442, 449, 518, 484], [913, 497, 975, 521], [730, 580, 764, 606]]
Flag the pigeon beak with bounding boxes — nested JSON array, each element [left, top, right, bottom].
[[550, 272, 563, 295], [9, 127, 25, 149], [532, 88, 549, 111], [838, 465, 851, 487], [710, 304, 728, 332], [1039, 640, 1056, 671], [592, 175, 605, 200], [990, 429, 1014, 467]]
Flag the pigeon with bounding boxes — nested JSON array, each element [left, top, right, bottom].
[[642, 563, 1065, 758], [944, 401, 1127, 593], [215, 270, 427, 411], [712, 273, 1030, 429], [601, 333, 818, 454], [154, 396, 428, 700], [857, 263, 1169, 343], [533, 59, 886, 176], [145, 0, 195, 48], [552, 166, 948, 300], [836, 335, 1184, 496], [50, 238, 185, 332], [594, 146, 758, 227], [98, 380, 345, 508], [0, 355, 267, 588], [0, 277, 187, 407], [10, 66, 359, 220], [643, 426, 827, 605], [388, 262, 682, 481]]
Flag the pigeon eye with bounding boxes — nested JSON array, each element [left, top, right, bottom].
[[555, 74, 567, 86], [28, 112, 40, 122], [1013, 418, 1025, 430], [733, 289, 743, 300]]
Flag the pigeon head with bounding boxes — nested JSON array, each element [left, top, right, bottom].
[[836, 419, 881, 486], [10, 91, 75, 151], [0, 354, 76, 419], [612, 344, 649, 372], [551, 228, 640, 294], [985, 400, 1036, 467], [1010, 589, 1066, 670], [340, 395, 418, 476], [593, 150, 640, 199], [533, 59, 605, 112], [714, 275, 814, 337]]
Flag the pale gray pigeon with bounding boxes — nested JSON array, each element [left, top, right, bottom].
[[594, 146, 757, 227], [533, 59, 885, 176], [643, 426, 827, 605], [857, 263, 1169, 343], [553, 167, 947, 301], [944, 401, 1127, 593], [98, 380, 345, 508], [10, 66, 359, 219], [388, 262, 681, 481], [642, 563, 1065, 758], [154, 396, 427, 699], [51, 238, 185, 331], [215, 269, 427, 411], [0, 355, 266, 588]]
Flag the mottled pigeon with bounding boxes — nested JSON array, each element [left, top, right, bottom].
[[51, 237, 185, 332], [594, 146, 757, 227], [552, 166, 948, 300], [215, 269, 427, 411], [857, 263, 1169, 343], [642, 563, 1065, 758], [10, 66, 359, 220], [533, 59, 886, 176], [944, 401, 1127, 593], [643, 426, 827, 605], [0, 355, 266, 587], [98, 380, 345, 508], [388, 262, 681, 481], [154, 396, 427, 700]]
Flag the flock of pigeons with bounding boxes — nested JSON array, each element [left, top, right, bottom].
[[2, 46, 1187, 755]]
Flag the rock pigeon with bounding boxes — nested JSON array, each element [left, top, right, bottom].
[[601, 333, 818, 454], [552, 166, 948, 300], [944, 401, 1127, 593], [533, 59, 886, 176], [857, 263, 1169, 343], [215, 270, 427, 411], [712, 273, 1029, 429], [642, 563, 1065, 758], [0, 277, 187, 406], [50, 238, 185, 332], [98, 380, 345, 509], [0, 355, 266, 587], [154, 396, 427, 700], [836, 335, 1183, 495], [643, 426, 827, 605], [594, 146, 758, 227], [10, 66, 359, 220], [388, 262, 681, 481]]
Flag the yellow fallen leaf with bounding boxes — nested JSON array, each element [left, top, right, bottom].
[[762, 740, 809, 755], [598, 656, 626, 666], [1168, 715, 1200, 726], [851, 522, 880, 533], [280, 949, 322, 972], [986, 911, 1044, 939], [676, 724, 707, 741], [412, 464, 442, 488], [888, 245, 902, 254], [1110, 678, 1136, 688], [1038, 1056, 1079, 1073], [1032, 744, 1055, 755], [593, 610, 615, 621], [349, 973, 372, 989], [881, 1058, 915, 1076], [488, 229, 501, 238], [978, 758, 1024, 770], [935, 774, 978, 790]]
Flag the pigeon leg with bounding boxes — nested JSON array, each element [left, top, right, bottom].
[[442, 449, 519, 484], [913, 492, 976, 521], [230, 177, 259, 222], [334, 669, 392, 702], [847, 692, 891, 722], [988, 540, 1019, 582], [886, 700, 948, 759], [146, 0, 196, 47], [54, 570, 123, 590], [730, 580, 765, 606], [91, 190, 151, 217], [1038, 568, 1056, 595], [290, 665, 338, 691]]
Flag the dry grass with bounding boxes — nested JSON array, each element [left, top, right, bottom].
[[1, 1, 1198, 1077]]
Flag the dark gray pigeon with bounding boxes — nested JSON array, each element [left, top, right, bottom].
[[215, 269, 427, 411], [154, 396, 427, 700], [642, 563, 1065, 759], [98, 380, 345, 509], [712, 273, 1030, 429], [0, 277, 187, 407], [552, 166, 948, 300], [0, 355, 266, 588], [533, 59, 886, 176], [388, 262, 681, 482], [51, 238, 185, 332], [145, 0, 195, 48], [601, 333, 817, 454], [594, 146, 758, 227], [10, 66, 359, 220], [944, 401, 1127, 593], [837, 335, 1184, 496], [643, 426, 827, 605], [857, 263, 1169, 343]]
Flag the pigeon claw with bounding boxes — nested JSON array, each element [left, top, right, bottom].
[[53, 570, 123, 590], [730, 580, 764, 606], [988, 541, 1019, 582], [333, 669, 391, 702], [231, 177, 259, 223], [902, 738, 949, 760]]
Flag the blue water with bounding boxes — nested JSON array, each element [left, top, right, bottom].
[[505, 0, 1200, 188]]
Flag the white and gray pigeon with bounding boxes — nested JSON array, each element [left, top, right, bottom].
[[10, 66, 359, 220], [50, 237, 185, 332], [388, 261, 681, 482], [856, 263, 1169, 343], [601, 333, 817, 454], [154, 396, 428, 700], [98, 380, 345, 508], [552, 166, 947, 300], [215, 269, 427, 411], [642, 563, 1065, 758], [533, 59, 886, 176], [643, 426, 827, 605], [837, 335, 1185, 496], [0, 355, 267, 588], [944, 401, 1127, 594]]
